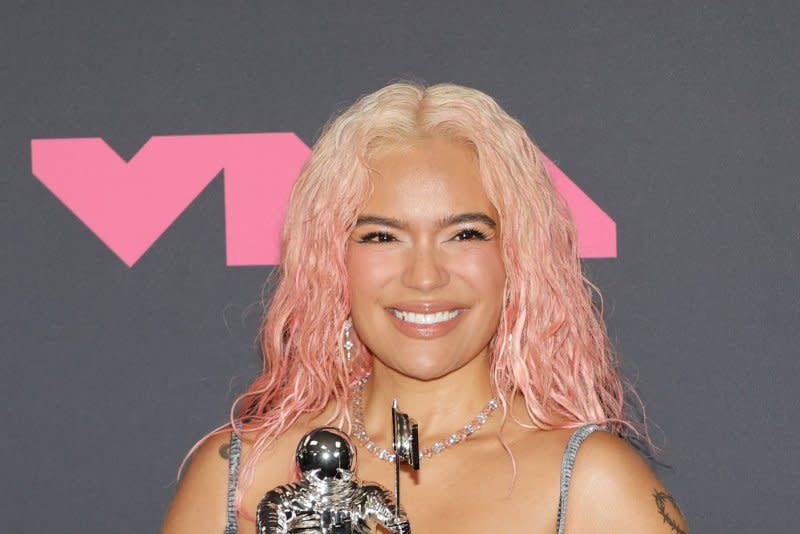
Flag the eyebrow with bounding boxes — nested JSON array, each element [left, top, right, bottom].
[[354, 212, 497, 229]]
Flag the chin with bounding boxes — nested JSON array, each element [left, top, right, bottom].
[[398, 367, 451, 382], [381, 354, 464, 382]]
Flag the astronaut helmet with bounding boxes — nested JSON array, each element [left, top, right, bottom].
[[296, 427, 357, 482]]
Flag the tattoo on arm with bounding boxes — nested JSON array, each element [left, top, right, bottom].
[[219, 443, 231, 460], [653, 490, 688, 534]]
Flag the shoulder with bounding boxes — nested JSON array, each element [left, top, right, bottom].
[[565, 430, 689, 533], [161, 430, 235, 534]]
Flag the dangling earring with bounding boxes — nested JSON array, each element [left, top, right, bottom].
[[343, 318, 353, 362]]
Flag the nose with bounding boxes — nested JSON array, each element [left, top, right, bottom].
[[401, 242, 449, 291]]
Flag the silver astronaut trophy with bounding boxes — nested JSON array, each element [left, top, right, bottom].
[[391, 399, 419, 519], [256, 425, 412, 533]]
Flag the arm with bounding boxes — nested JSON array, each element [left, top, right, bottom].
[[161, 432, 232, 534], [564, 432, 689, 534], [256, 482, 310, 533], [361, 484, 411, 534]]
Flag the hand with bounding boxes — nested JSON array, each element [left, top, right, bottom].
[[387, 519, 411, 534]]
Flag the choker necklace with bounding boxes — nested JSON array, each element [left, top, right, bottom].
[[350, 374, 499, 463]]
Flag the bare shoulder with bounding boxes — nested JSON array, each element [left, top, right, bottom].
[[162, 421, 321, 534], [566, 431, 690, 533], [161, 430, 235, 534]]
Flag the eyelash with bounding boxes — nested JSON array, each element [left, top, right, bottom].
[[358, 231, 396, 243], [357, 228, 489, 243], [453, 228, 489, 241]]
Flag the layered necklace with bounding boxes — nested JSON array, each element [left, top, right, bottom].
[[350, 374, 500, 464]]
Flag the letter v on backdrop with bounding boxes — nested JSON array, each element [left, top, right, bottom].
[[30, 133, 616, 267]]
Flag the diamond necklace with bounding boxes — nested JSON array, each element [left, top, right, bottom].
[[350, 374, 499, 463]]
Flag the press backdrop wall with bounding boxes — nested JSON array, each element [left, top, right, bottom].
[[3, 2, 798, 533]]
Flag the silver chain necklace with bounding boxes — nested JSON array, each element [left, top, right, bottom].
[[350, 374, 499, 463]]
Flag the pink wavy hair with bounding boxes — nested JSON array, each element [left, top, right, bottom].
[[179, 81, 643, 523]]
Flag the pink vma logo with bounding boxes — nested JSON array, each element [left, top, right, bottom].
[[30, 134, 616, 266]]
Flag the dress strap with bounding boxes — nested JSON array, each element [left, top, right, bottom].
[[556, 424, 601, 534], [224, 430, 242, 534]]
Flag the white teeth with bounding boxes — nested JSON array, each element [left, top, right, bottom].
[[391, 309, 460, 325]]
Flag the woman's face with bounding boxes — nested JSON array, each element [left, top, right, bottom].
[[345, 136, 506, 380]]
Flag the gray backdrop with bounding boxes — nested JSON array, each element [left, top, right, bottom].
[[2, 2, 798, 532]]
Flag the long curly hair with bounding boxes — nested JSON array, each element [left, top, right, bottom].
[[180, 81, 640, 522]]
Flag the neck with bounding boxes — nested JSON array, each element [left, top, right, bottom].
[[356, 353, 498, 445]]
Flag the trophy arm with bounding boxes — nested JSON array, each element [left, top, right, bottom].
[[361, 483, 411, 534], [256, 481, 309, 534]]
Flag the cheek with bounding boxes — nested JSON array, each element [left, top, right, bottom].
[[345, 247, 399, 303], [449, 244, 506, 299]]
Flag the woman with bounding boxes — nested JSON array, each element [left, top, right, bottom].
[[162, 82, 689, 533]]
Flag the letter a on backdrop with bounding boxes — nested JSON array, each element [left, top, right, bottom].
[[31, 133, 615, 266]]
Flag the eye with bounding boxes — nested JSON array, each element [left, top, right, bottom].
[[452, 228, 489, 241], [358, 231, 397, 243]]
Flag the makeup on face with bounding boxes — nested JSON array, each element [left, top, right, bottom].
[[345, 136, 505, 380]]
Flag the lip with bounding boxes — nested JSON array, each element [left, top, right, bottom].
[[389, 301, 466, 313], [385, 302, 468, 339]]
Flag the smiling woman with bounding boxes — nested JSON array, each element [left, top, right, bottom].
[[346, 137, 505, 383], [162, 82, 689, 534]]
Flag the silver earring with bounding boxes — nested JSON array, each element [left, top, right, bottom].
[[344, 318, 353, 362]]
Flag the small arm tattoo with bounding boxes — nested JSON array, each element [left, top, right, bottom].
[[653, 490, 688, 534], [219, 443, 231, 460]]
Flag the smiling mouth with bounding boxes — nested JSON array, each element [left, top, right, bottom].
[[389, 309, 462, 325]]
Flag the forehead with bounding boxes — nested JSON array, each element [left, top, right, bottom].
[[363, 137, 497, 219]]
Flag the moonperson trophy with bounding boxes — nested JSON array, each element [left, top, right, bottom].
[[255, 403, 419, 533]]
